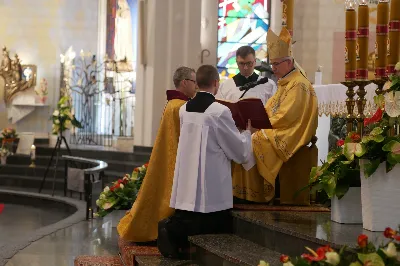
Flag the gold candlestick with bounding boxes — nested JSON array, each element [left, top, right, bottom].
[[341, 81, 357, 133], [372, 77, 388, 95], [355, 80, 371, 136]]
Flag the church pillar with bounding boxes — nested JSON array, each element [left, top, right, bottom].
[[133, 0, 202, 147], [200, 0, 218, 65]]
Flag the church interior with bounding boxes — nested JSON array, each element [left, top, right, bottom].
[[1, 0, 400, 265]]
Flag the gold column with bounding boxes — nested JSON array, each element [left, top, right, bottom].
[[387, 0, 400, 74], [345, 2, 357, 81], [282, 0, 294, 36], [375, 0, 390, 78]]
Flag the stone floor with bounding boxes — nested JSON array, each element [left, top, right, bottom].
[[5, 215, 120, 266], [0, 203, 70, 247]]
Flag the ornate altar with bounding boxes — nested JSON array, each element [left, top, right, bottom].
[[0, 47, 36, 104]]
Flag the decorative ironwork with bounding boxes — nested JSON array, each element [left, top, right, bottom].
[[60, 48, 135, 146]]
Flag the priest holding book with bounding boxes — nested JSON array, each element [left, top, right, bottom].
[[232, 28, 318, 204], [216, 46, 277, 105]]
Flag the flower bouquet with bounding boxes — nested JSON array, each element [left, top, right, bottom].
[[259, 226, 400, 266], [51, 96, 82, 135], [1, 127, 17, 140], [1, 128, 18, 154], [95, 163, 148, 217]]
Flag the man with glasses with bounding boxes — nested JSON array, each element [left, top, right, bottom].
[[216, 46, 276, 105], [232, 28, 318, 205], [118, 66, 196, 243]]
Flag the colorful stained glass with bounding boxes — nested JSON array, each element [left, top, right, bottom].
[[217, 0, 270, 80]]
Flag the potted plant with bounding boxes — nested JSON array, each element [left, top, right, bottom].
[[259, 225, 400, 266], [307, 133, 362, 224], [1, 127, 18, 154], [51, 96, 82, 137], [95, 163, 148, 219], [308, 62, 400, 230]]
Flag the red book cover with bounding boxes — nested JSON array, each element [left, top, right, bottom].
[[216, 98, 272, 130]]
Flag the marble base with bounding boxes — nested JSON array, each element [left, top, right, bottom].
[[113, 136, 134, 152], [331, 187, 362, 224], [361, 162, 400, 231]]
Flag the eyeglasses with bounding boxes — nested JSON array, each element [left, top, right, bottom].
[[270, 60, 289, 68], [184, 79, 196, 84], [237, 61, 254, 67]]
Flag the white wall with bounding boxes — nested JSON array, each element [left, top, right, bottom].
[[0, 0, 98, 133], [133, 0, 202, 146]]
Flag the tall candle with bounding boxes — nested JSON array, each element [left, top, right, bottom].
[[31, 145, 36, 160], [345, 1, 357, 81], [282, 0, 294, 36], [375, 0, 390, 78], [387, 0, 400, 74], [357, 1, 369, 80]]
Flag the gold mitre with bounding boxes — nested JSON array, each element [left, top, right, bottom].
[[267, 28, 292, 60]]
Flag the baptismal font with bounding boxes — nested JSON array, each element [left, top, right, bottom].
[[0, 46, 36, 103]]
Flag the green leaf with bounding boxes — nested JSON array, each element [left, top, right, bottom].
[[387, 153, 400, 164], [370, 127, 383, 136], [349, 262, 362, 266], [374, 95, 385, 108], [344, 143, 366, 161], [363, 159, 381, 177], [382, 140, 400, 154], [335, 183, 350, 199], [357, 253, 385, 266]]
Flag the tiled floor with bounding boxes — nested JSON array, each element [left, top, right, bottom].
[[5, 215, 120, 266]]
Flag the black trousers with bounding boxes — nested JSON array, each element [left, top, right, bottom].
[[157, 209, 232, 258]]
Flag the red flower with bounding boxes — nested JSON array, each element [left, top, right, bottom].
[[134, 167, 139, 172], [301, 246, 329, 262], [144, 163, 149, 168], [384, 227, 397, 238], [364, 108, 383, 127], [337, 139, 345, 147], [394, 235, 400, 241], [280, 254, 289, 263], [358, 234, 368, 248], [350, 133, 361, 142]]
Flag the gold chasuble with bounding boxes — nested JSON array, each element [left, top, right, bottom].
[[117, 90, 189, 242], [232, 27, 318, 203]]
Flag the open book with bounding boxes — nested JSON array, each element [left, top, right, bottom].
[[216, 98, 272, 130]]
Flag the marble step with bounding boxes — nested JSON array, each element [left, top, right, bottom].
[[6, 154, 145, 174], [231, 210, 345, 257], [135, 256, 199, 266], [0, 174, 65, 190], [188, 234, 280, 266]]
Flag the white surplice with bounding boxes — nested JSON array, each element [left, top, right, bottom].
[[170, 100, 252, 213], [216, 76, 277, 105]]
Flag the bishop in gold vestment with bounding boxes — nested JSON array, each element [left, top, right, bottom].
[[117, 89, 191, 242], [232, 28, 318, 203]]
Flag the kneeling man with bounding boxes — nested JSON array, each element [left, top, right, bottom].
[[157, 65, 255, 259]]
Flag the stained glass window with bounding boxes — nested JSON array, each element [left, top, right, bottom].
[[217, 0, 271, 80]]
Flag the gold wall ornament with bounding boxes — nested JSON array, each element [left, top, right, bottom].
[[0, 46, 36, 103]]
